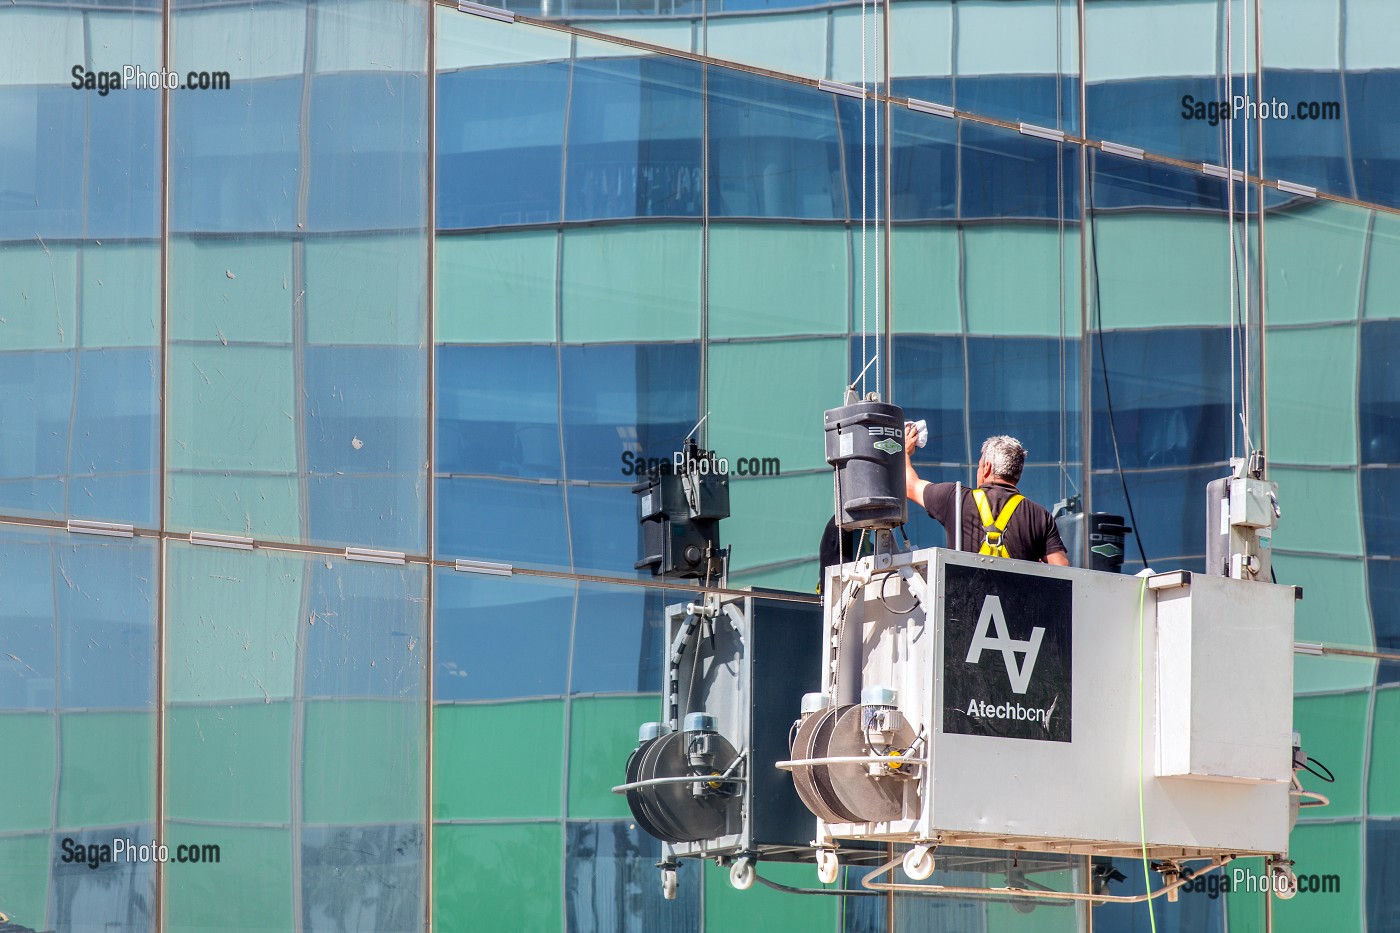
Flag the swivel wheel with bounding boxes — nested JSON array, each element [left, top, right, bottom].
[[729, 857, 755, 891], [816, 849, 840, 885], [902, 845, 935, 881], [661, 868, 678, 900]]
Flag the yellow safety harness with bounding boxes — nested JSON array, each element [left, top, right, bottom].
[[971, 488, 1025, 558]]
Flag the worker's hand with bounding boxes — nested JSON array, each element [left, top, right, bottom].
[[904, 423, 919, 457]]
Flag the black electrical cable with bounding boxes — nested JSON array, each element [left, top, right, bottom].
[[1301, 756, 1336, 784], [1087, 155, 1151, 569], [753, 871, 881, 897]]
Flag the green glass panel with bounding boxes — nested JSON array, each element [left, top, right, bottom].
[[0, 835, 50, 931], [708, 338, 845, 474], [561, 224, 701, 342], [305, 235, 426, 346], [166, 703, 292, 824], [56, 711, 154, 830], [0, 713, 53, 831], [169, 238, 293, 344], [80, 242, 159, 348], [0, 242, 78, 351], [164, 471, 302, 542], [702, 858, 836, 932], [965, 225, 1079, 336], [1364, 209, 1400, 320], [164, 825, 295, 931], [303, 699, 423, 824], [1267, 325, 1356, 465], [165, 543, 303, 703], [1265, 201, 1367, 325], [566, 695, 657, 820], [1268, 822, 1362, 933], [892, 225, 961, 334], [1277, 554, 1373, 661], [723, 472, 831, 581], [434, 701, 563, 820], [1369, 687, 1400, 815], [1292, 692, 1367, 818], [1270, 467, 1363, 556], [727, 561, 817, 594], [707, 224, 848, 339], [433, 822, 563, 933], [167, 344, 297, 472], [1294, 650, 1375, 698], [436, 231, 557, 344], [1090, 214, 1229, 329]]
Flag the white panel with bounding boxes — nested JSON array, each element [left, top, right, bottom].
[[708, 12, 827, 80], [172, 5, 308, 81], [886, 2, 953, 80], [315, 0, 426, 74], [0, 11, 85, 85], [956, 0, 1078, 76], [1262, 0, 1339, 70], [1345, 0, 1400, 71], [87, 12, 163, 75], [436, 8, 569, 68], [1085, 0, 1216, 82]]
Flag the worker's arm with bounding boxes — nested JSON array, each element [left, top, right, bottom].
[[1045, 550, 1070, 566], [903, 427, 930, 506]]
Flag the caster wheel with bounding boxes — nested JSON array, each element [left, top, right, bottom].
[[730, 857, 755, 891], [816, 849, 840, 885], [662, 868, 678, 900], [1271, 862, 1298, 900], [903, 845, 935, 881]]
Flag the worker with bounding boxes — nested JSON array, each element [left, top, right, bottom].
[[904, 430, 1069, 565]]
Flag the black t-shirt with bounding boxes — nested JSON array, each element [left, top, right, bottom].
[[921, 481, 1067, 562]]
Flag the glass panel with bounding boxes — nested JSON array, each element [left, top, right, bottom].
[[1266, 325, 1357, 466], [708, 224, 849, 338], [1271, 467, 1364, 556], [1271, 823, 1362, 930], [1367, 820, 1400, 933], [1374, 560, 1400, 685], [433, 822, 563, 933], [961, 121, 1078, 222], [1264, 203, 1367, 326], [566, 821, 700, 933], [1292, 691, 1367, 819], [567, 695, 658, 819], [1359, 319, 1399, 465], [433, 701, 564, 819], [1369, 687, 1400, 815], [301, 824, 424, 932], [1089, 463, 1224, 570], [704, 859, 838, 932], [436, 230, 558, 343], [560, 224, 702, 342], [571, 583, 667, 695], [1364, 213, 1400, 320], [165, 825, 295, 930]]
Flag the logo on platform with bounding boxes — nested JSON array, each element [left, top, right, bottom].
[[942, 564, 1073, 743], [964, 596, 1044, 694]]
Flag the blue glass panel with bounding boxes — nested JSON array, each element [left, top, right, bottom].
[[436, 477, 570, 568], [888, 336, 966, 460], [565, 821, 699, 933], [968, 337, 1080, 465], [888, 106, 957, 221], [960, 121, 1078, 221], [86, 83, 161, 239], [434, 569, 572, 701], [71, 349, 159, 526], [1260, 70, 1350, 199], [308, 74, 427, 232], [1345, 70, 1400, 211], [303, 560, 427, 699], [0, 86, 85, 240], [56, 537, 157, 710], [49, 825, 157, 931], [1086, 76, 1255, 173], [0, 531, 57, 709], [1372, 560, 1399, 686], [1090, 464, 1223, 565], [1092, 148, 1228, 212], [437, 62, 570, 230], [567, 483, 643, 578], [565, 57, 703, 222], [436, 345, 561, 479], [708, 69, 845, 220], [170, 76, 302, 233], [1361, 469, 1399, 561], [569, 584, 664, 695], [0, 351, 72, 518], [1360, 320, 1399, 465], [1368, 819, 1400, 932], [1090, 328, 1231, 470], [301, 824, 424, 932], [560, 343, 699, 483]]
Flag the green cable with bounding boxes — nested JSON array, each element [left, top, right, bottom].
[[1137, 577, 1158, 932]]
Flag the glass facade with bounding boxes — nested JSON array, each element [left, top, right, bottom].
[[1, 0, 1396, 930]]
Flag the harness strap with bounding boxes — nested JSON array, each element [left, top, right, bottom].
[[971, 488, 1025, 558]]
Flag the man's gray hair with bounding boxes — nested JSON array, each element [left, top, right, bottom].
[[980, 435, 1026, 484]]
